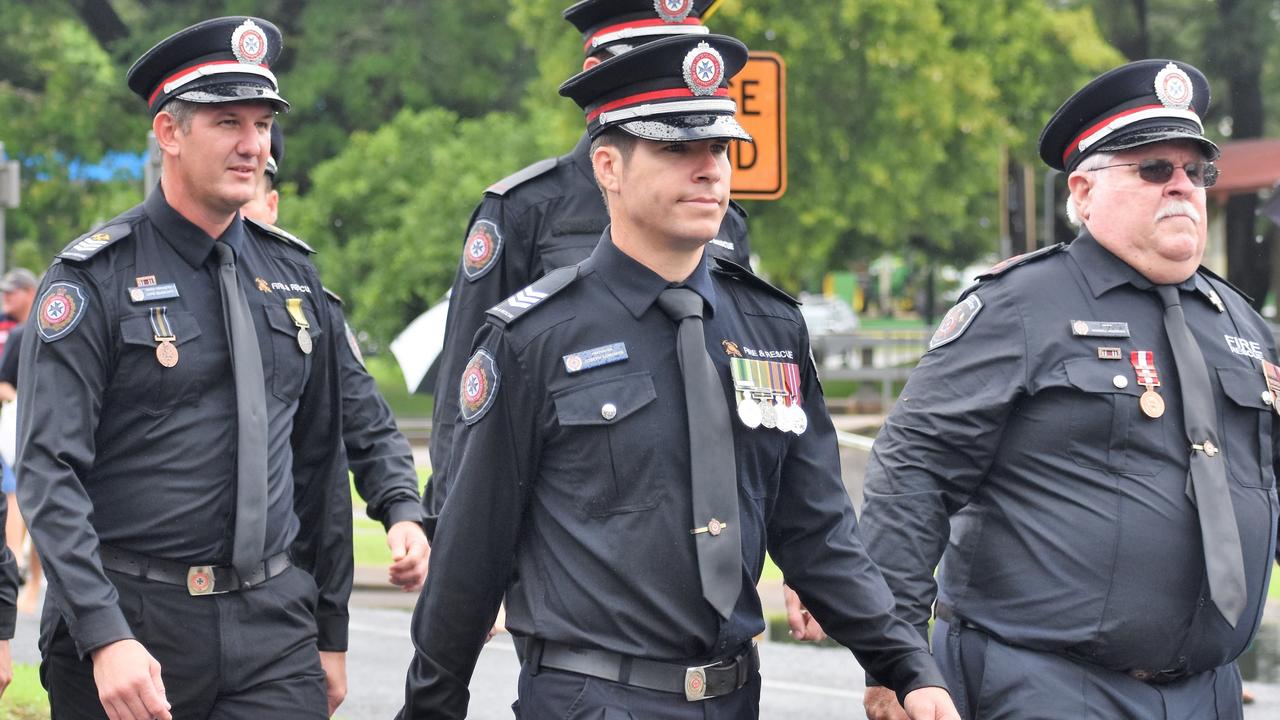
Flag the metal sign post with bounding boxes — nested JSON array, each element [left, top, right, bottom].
[[0, 142, 21, 275]]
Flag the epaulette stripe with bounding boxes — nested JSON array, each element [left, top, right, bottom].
[[710, 256, 797, 305], [244, 216, 316, 254], [57, 223, 132, 262], [974, 243, 1066, 281], [485, 157, 558, 197], [485, 265, 579, 325]]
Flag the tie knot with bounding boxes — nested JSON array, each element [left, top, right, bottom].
[[657, 287, 704, 321], [214, 241, 236, 266], [1156, 284, 1181, 309]]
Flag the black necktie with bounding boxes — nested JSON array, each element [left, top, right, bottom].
[[215, 242, 269, 582], [1156, 284, 1246, 627], [656, 287, 741, 619]]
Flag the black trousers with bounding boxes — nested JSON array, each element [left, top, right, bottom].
[[515, 662, 762, 719], [41, 565, 328, 719]]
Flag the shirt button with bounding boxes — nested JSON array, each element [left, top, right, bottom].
[[601, 403, 617, 421], [1263, 391, 1274, 406], [1112, 375, 1129, 389]]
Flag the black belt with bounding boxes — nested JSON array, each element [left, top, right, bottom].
[[532, 640, 758, 701], [99, 544, 291, 596], [935, 602, 1192, 686]]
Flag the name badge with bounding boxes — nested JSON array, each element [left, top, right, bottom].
[[563, 342, 628, 373], [129, 283, 180, 303], [1071, 320, 1130, 337]]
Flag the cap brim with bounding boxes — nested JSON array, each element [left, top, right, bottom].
[[174, 81, 289, 113], [617, 114, 753, 142], [1094, 125, 1219, 161]]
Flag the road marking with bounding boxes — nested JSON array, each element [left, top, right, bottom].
[[762, 678, 864, 701]]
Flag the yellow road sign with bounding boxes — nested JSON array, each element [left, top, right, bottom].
[[730, 52, 786, 201]]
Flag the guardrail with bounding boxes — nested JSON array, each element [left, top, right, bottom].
[[814, 329, 929, 410]]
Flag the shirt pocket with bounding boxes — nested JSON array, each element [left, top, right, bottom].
[[1216, 366, 1275, 490], [1064, 357, 1169, 476], [552, 371, 660, 516], [261, 302, 321, 403], [117, 311, 204, 415]]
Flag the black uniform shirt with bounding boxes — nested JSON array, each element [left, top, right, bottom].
[[323, 292, 420, 529], [425, 133, 752, 531], [0, 324, 22, 385], [861, 232, 1280, 677], [16, 188, 352, 657], [402, 235, 942, 718]]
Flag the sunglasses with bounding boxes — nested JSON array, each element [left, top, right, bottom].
[[1088, 159, 1219, 188]]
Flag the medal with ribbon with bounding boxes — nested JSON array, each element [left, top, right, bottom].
[[149, 306, 179, 368], [728, 357, 806, 434], [1130, 350, 1165, 418], [285, 298, 313, 355], [1262, 359, 1280, 416]]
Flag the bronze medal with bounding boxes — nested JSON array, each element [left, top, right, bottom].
[[1140, 389, 1165, 419], [297, 327, 313, 355], [155, 339, 179, 368]]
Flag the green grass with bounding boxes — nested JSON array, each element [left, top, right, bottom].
[[1, 663, 49, 719], [1272, 565, 1280, 602], [365, 353, 433, 418]]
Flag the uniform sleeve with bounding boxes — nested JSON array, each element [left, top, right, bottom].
[[288, 272, 353, 652], [403, 326, 539, 719], [0, 490, 17, 639], [16, 263, 129, 657], [425, 195, 527, 537], [859, 286, 1027, 644], [767, 323, 946, 700], [329, 298, 420, 530], [0, 326, 23, 385]]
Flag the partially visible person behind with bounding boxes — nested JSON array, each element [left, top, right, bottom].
[[860, 60, 1278, 720], [0, 489, 17, 698], [243, 122, 430, 592], [0, 268, 39, 614]]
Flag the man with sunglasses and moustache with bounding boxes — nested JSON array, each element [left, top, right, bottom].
[[860, 60, 1279, 720]]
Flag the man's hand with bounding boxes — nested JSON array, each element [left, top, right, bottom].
[[782, 584, 826, 642], [864, 685, 910, 720], [90, 639, 171, 720], [0, 639, 11, 699], [386, 520, 430, 592], [319, 650, 347, 717], [902, 686, 961, 720]]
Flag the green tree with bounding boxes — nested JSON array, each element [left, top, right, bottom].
[[284, 108, 545, 345]]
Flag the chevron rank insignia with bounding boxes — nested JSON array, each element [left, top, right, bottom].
[[460, 348, 500, 425], [485, 266, 578, 326], [462, 219, 503, 281]]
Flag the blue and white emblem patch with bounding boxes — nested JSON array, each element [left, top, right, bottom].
[[929, 295, 983, 351], [460, 349, 500, 425]]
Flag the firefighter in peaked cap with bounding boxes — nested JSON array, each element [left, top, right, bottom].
[[860, 59, 1278, 720], [425, 0, 754, 557], [398, 33, 959, 720], [18, 16, 352, 719]]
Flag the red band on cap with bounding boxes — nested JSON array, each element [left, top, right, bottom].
[[147, 59, 272, 107], [1063, 103, 1163, 166], [585, 17, 703, 50], [587, 87, 729, 122]]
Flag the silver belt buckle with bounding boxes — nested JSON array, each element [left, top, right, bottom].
[[684, 665, 709, 701], [187, 565, 219, 596]]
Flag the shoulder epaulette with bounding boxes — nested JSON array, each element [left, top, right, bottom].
[[324, 288, 344, 306], [485, 265, 579, 326], [485, 157, 558, 197], [57, 223, 132, 262], [1197, 266, 1254, 305], [728, 199, 749, 219], [245, 216, 316, 254], [974, 243, 1065, 282], [710, 256, 798, 306]]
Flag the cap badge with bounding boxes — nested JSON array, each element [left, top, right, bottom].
[[1154, 62, 1193, 110], [231, 19, 269, 66], [656, 0, 695, 23], [683, 41, 724, 97]]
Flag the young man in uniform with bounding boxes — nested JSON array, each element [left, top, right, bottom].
[[17, 17, 351, 719], [860, 60, 1279, 720], [399, 33, 958, 720], [243, 122, 430, 593]]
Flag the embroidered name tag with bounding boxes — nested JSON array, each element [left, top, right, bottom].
[[128, 283, 180, 303], [1071, 320, 1130, 337], [563, 342, 628, 374]]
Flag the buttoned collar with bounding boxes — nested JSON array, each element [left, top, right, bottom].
[[583, 228, 719, 319], [144, 185, 249, 268], [1068, 230, 1212, 305]]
